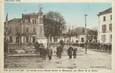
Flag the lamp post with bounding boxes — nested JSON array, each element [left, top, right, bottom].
[[85, 14, 88, 54]]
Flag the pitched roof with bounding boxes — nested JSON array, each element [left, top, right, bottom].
[[22, 12, 43, 18], [98, 7, 112, 16], [8, 18, 21, 23]]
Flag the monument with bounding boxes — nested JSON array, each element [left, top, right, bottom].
[[36, 7, 47, 48]]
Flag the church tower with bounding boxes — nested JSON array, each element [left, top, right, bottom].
[[4, 13, 8, 41]]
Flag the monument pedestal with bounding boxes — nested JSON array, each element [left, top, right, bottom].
[[36, 37, 47, 48], [36, 23, 47, 48]]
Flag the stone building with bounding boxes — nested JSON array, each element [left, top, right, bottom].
[[4, 8, 47, 47], [97, 8, 112, 46]]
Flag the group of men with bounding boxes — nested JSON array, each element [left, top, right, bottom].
[[67, 46, 77, 59], [34, 42, 78, 60]]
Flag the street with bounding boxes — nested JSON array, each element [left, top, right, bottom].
[[3, 3, 112, 73], [4, 46, 111, 70]]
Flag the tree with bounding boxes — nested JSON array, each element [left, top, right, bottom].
[[66, 27, 97, 37], [43, 11, 66, 40]]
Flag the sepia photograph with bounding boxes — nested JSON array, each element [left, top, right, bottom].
[[4, 3, 112, 70]]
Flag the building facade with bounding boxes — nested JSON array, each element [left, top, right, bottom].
[[4, 9, 47, 46], [97, 8, 112, 45]]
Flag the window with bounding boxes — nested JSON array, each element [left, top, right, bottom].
[[32, 37, 35, 43], [33, 27, 36, 33], [32, 19, 34, 24], [102, 25, 106, 33], [26, 36, 29, 43], [32, 19, 36, 24], [110, 15, 112, 20], [26, 28, 29, 33], [16, 36, 19, 43], [110, 34, 112, 42], [109, 24, 112, 31], [10, 36, 13, 42], [103, 16, 106, 21], [101, 35, 106, 43]]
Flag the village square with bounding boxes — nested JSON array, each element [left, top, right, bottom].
[[4, 3, 112, 70]]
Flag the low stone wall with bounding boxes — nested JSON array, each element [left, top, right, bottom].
[[7, 43, 35, 54]]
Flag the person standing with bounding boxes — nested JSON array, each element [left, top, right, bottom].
[[39, 44, 45, 58], [73, 48, 77, 58], [67, 46, 73, 59], [47, 46, 53, 60], [56, 45, 63, 58], [34, 42, 40, 53]]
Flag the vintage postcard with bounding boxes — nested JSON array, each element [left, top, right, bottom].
[[0, 0, 115, 73]]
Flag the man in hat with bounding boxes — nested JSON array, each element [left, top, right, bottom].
[[67, 46, 73, 59]]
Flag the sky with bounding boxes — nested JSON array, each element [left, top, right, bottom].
[[5, 3, 111, 29]]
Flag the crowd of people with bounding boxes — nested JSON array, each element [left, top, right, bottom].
[[34, 42, 78, 60]]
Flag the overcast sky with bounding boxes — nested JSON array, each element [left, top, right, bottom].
[[5, 3, 111, 29]]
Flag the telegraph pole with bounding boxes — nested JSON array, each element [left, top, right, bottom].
[[85, 14, 88, 54]]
